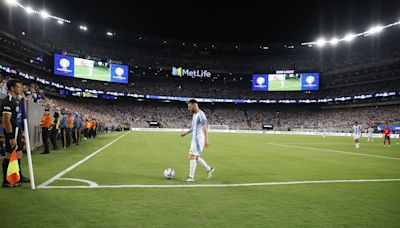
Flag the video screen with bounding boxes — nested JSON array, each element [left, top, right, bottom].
[[252, 73, 319, 91], [54, 54, 129, 84]]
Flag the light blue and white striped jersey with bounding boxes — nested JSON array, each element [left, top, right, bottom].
[[353, 125, 362, 135], [368, 127, 374, 134], [191, 110, 207, 142]]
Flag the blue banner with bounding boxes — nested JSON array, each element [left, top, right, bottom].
[[301, 73, 319, 90], [252, 74, 268, 91], [110, 64, 129, 84], [377, 126, 400, 131], [54, 54, 74, 77]]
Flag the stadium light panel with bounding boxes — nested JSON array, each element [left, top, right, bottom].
[[344, 33, 355, 42], [5, 0, 17, 6], [316, 38, 326, 47], [57, 20, 63, 24], [330, 38, 339, 45], [40, 10, 49, 19], [366, 25, 384, 35], [25, 6, 33, 14], [106, 32, 114, 36]]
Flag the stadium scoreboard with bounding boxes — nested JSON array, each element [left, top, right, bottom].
[[253, 70, 319, 91], [54, 54, 129, 84]]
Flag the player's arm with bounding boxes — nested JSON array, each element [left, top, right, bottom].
[[203, 122, 209, 148], [181, 127, 192, 137], [2, 112, 16, 147]]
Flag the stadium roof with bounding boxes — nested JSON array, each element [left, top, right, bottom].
[[1, 0, 399, 43]]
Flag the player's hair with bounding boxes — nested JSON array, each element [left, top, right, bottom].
[[6, 79, 22, 91], [187, 99, 197, 104]]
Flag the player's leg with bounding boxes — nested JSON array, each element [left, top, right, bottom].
[[17, 133, 30, 183], [197, 156, 215, 179], [354, 137, 360, 148], [186, 143, 198, 182], [197, 156, 211, 171], [2, 151, 12, 187], [187, 155, 197, 182]]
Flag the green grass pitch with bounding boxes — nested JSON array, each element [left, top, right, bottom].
[[1, 131, 399, 227], [74, 65, 110, 82], [269, 78, 302, 91]]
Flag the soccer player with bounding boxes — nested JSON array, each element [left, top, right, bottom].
[[367, 126, 374, 142], [280, 74, 285, 88], [352, 122, 362, 148], [88, 61, 94, 76], [383, 125, 391, 147], [180, 99, 214, 182]]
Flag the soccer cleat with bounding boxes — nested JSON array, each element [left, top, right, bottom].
[[2, 182, 14, 188], [184, 177, 195, 182], [207, 167, 215, 179], [3, 181, 21, 187], [19, 176, 31, 183]]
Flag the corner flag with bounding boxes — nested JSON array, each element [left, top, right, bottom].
[[6, 150, 20, 186]]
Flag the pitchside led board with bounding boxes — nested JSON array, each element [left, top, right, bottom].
[[54, 54, 129, 84], [252, 72, 319, 91]]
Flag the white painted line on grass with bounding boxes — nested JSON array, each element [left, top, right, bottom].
[[37, 131, 130, 188], [57, 178, 99, 187], [266, 143, 400, 161], [37, 178, 400, 189]]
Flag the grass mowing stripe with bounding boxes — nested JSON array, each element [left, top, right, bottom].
[[266, 143, 400, 161], [37, 131, 130, 188]]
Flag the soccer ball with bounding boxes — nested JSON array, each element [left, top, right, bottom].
[[164, 168, 175, 179]]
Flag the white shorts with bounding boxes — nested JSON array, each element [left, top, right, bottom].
[[353, 135, 361, 139], [189, 138, 205, 156]]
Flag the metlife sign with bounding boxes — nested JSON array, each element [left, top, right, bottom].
[[172, 66, 211, 78]]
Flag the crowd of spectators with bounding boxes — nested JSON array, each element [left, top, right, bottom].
[[0, 23, 399, 135]]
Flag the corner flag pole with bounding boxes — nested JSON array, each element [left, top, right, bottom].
[[24, 118, 36, 190]]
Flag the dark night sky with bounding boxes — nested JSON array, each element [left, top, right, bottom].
[[1, 0, 400, 43]]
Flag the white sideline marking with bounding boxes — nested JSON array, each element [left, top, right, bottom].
[[280, 143, 350, 145], [37, 178, 400, 189], [57, 178, 99, 187], [266, 143, 400, 161], [37, 132, 130, 188]]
